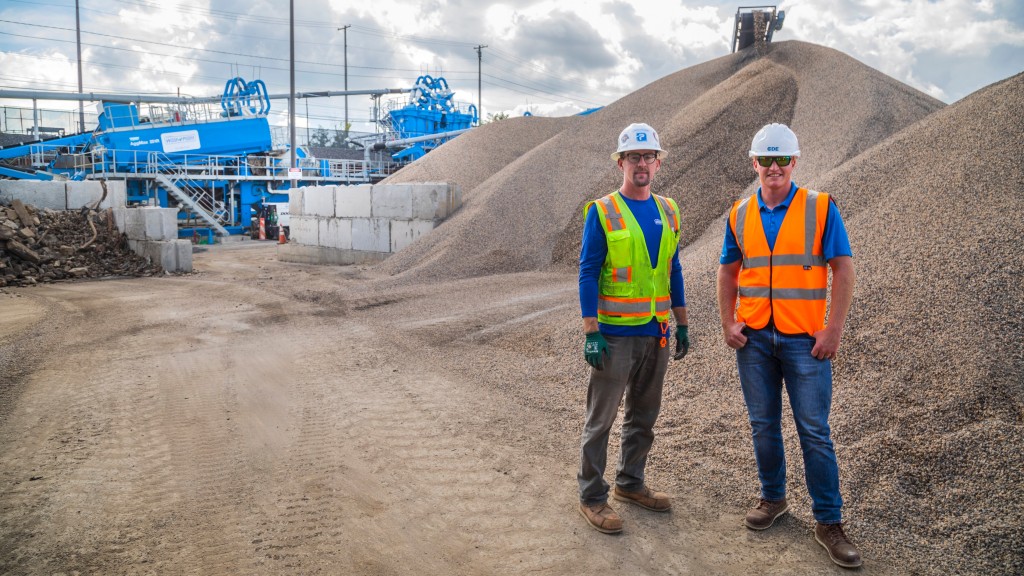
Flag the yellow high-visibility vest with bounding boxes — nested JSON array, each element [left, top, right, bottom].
[[585, 191, 681, 325]]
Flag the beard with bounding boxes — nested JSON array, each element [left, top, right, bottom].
[[631, 170, 651, 188]]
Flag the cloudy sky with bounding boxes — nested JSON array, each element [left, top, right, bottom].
[[1, 0, 1022, 135]]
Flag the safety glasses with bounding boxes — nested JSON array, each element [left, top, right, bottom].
[[755, 156, 793, 167], [623, 152, 659, 164]]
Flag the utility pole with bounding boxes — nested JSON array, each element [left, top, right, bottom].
[[75, 0, 84, 133], [337, 25, 351, 133], [289, 0, 296, 169], [474, 44, 486, 125]]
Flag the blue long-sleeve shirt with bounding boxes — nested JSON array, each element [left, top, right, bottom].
[[719, 182, 853, 264], [579, 194, 686, 338]]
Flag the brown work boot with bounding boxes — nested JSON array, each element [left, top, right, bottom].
[[814, 522, 863, 568], [744, 498, 790, 530], [578, 501, 623, 534], [612, 485, 671, 512]]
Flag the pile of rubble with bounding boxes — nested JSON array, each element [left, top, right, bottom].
[[0, 199, 162, 287]]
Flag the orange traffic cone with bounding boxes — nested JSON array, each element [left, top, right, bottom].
[[278, 226, 287, 244]]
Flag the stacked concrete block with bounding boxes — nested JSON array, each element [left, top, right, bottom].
[[128, 238, 193, 272], [98, 180, 128, 210], [0, 180, 66, 209], [391, 219, 437, 252], [279, 181, 462, 264], [65, 181, 104, 210], [65, 181, 126, 210], [352, 218, 391, 252], [335, 184, 372, 218], [113, 207, 177, 241], [289, 215, 319, 245], [371, 183, 414, 219], [304, 185, 336, 218], [411, 182, 461, 221], [288, 187, 304, 220], [319, 217, 353, 250]]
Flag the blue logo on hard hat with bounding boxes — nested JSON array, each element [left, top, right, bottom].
[[636, 132, 648, 142], [768, 146, 779, 151]]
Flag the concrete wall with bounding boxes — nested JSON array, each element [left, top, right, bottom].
[[279, 182, 460, 264], [0, 180, 191, 273], [0, 179, 127, 211]]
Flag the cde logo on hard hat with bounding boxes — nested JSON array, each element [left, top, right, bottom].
[[636, 132, 648, 142]]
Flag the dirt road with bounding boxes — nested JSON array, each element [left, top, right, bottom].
[[0, 243, 890, 575]]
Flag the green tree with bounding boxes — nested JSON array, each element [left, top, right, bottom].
[[484, 112, 509, 124], [310, 126, 331, 147]]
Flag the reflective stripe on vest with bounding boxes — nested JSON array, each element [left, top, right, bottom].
[[598, 295, 672, 317], [731, 187, 829, 335], [589, 191, 680, 326]]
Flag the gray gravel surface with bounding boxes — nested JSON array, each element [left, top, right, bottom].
[[364, 40, 1021, 575]]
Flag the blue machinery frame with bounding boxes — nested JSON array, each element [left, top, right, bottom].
[[0, 76, 474, 237]]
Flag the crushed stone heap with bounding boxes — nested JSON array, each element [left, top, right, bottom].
[[0, 199, 162, 287]]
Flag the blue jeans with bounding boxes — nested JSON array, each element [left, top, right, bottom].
[[578, 335, 669, 506], [736, 326, 843, 524]]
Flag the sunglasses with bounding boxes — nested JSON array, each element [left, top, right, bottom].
[[755, 156, 793, 167]]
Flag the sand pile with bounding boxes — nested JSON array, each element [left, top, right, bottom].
[[372, 40, 1021, 575]]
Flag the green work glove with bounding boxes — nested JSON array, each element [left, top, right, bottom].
[[584, 331, 609, 371], [673, 324, 689, 360]]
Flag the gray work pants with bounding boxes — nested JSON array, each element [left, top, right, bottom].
[[578, 334, 670, 505]]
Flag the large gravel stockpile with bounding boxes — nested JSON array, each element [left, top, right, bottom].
[[384, 115, 574, 195], [378, 41, 942, 281], [373, 41, 1021, 574]]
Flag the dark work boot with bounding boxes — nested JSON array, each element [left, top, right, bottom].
[[814, 522, 863, 568]]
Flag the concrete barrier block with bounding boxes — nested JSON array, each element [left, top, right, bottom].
[[320, 218, 353, 250], [391, 219, 437, 252], [0, 180, 67, 209], [111, 207, 127, 232], [336, 184, 372, 218], [142, 207, 176, 240], [121, 208, 147, 240], [290, 215, 319, 245], [352, 218, 390, 252], [100, 180, 127, 209], [129, 239, 181, 271], [411, 182, 461, 220], [372, 183, 414, 219], [288, 187, 304, 216], [174, 239, 193, 272], [304, 186, 335, 217], [66, 181, 104, 210]]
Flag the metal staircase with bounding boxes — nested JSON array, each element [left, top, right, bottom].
[[149, 152, 230, 236]]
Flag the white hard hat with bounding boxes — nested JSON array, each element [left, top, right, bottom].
[[749, 123, 800, 157], [612, 123, 667, 161]]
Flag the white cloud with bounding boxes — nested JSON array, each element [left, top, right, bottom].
[[783, 0, 1024, 100]]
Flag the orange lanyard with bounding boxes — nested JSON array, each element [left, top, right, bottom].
[[659, 320, 669, 348]]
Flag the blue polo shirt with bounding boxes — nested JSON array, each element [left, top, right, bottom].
[[720, 182, 852, 265], [579, 194, 686, 338]]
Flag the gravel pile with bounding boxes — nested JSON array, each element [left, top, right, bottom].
[[0, 200, 161, 287], [378, 41, 942, 281], [366, 40, 1021, 574]]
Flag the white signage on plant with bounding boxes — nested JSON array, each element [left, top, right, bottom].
[[161, 130, 201, 153]]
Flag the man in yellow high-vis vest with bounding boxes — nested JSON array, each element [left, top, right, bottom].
[[577, 123, 689, 534], [717, 123, 861, 568]]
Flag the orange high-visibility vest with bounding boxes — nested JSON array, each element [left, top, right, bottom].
[[585, 191, 681, 325], [728, 187, 830, 335]]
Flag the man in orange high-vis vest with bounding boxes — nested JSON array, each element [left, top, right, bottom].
[[577, 123, 690, 535], [717, 124, 862, 569]]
